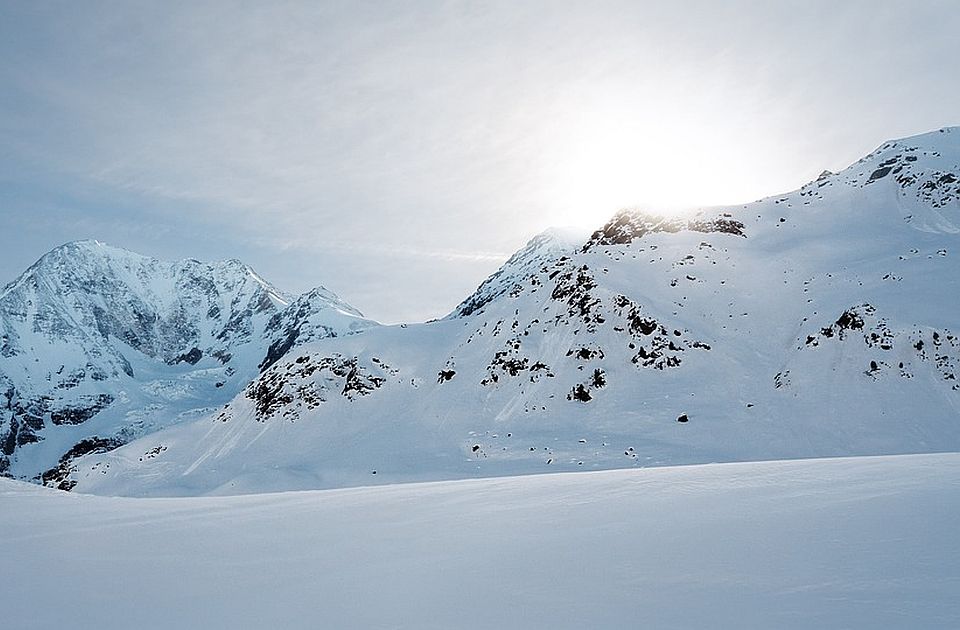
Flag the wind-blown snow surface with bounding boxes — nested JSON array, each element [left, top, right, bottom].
[[71, 127, 960, 496], [2, 453, 958, 629]]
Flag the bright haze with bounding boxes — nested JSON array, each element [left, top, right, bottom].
[[1, 1, 957, 323]]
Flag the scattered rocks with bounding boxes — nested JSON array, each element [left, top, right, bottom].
[[567, 384, 592, 402], [246, 354, 393, 421], [40, 436, 125, 491], [437, 369, 456, 383]]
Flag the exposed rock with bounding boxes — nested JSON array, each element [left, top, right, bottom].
[[169, 347, 203, 365], [40, 436, 125, 490], [50, 394, 114, 426], [583, 210, 746, 251], [437, 370, 456, 383], [568, 384, 592, 402]]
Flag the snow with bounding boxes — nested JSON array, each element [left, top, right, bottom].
[[6, 126, 960, 501], [73, 123, 960, 496], [448, 225, 590, 318], [2, 453, 958, 629], [3, 129, 960, 628], [0, 240, 377, 480]]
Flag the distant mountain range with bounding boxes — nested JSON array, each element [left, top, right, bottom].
[[0, 240, 375, 484], [3, 126, 960, 496]]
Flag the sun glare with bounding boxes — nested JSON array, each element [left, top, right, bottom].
[[538, 103, 767, 229]]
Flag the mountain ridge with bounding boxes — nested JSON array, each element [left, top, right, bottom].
[[0, 240, 376, 481], [60, 126, 960, 496], [4, 125, 960, 495]]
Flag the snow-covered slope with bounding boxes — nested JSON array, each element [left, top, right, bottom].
[[3, 454, 958, 629], [449, 226, 589, 318], [69, 126, 960, 497], [0, 241, 376, 484]]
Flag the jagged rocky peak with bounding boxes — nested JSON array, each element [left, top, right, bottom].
[[449, 226, 590, 318], [1, 239, 291, 362], [0, 240, 377, 482], [583, 209, 746, 251]]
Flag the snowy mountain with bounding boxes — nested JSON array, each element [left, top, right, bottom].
[[449, 226, 589, 318], [0, 240, 376, 484], [58, 126, 960, 496]]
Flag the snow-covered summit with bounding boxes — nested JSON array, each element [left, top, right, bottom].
[[2, 240, 292, 360], [0, 241, 376, 483], [449, 226, 590, 318]]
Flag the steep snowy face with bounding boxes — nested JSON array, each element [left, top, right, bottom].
[[69, 126, 960, 497], [1, 241, 288, 365], [0, 241, 376, 482]]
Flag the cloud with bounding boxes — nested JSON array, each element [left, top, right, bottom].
[[1, 1, 959, 321]]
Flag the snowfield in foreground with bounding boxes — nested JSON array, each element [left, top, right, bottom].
[[3, 454, 959, 629]]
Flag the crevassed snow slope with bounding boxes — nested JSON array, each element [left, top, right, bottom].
[[72, 127, 960, 496], [2, 453, 958, 629]]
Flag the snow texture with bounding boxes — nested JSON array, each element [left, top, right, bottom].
[[1, 453, 958, 629]]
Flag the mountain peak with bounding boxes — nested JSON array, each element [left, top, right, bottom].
[[527, 226, 591, 249], [0, 240, 377, 480], [48, 239, 145, 260], [583, 209, 747, 251], [882, 125, 958, 147], [794, 126, 960, 223], [448, 226, 590, 318]]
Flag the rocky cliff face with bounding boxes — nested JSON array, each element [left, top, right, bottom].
[[0, 241, 376, 484]]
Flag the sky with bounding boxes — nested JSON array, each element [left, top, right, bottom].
[[1, 1, 958, 323]]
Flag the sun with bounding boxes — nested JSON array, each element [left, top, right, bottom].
[[535, 101, 767, 229]]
